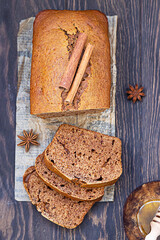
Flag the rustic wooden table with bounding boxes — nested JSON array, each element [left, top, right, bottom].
[[0, 0, 159, 239]]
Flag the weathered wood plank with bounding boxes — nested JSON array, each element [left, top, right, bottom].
[[1, 0, 160, 239], [141, 0, 160, 183]]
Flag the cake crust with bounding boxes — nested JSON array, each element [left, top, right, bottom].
[[30, 10, 111, 117]]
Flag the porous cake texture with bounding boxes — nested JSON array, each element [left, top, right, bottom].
[[35, 153, 104, 201], [23, 166, 96, 229], [44, 124, 122, 187]]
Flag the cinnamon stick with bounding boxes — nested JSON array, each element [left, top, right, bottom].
[[59, 32, 87, 90], [65, 43, 94, 104]]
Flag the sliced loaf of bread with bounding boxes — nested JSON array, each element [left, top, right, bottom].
[[23, 166, 96, 229], [35, 153, 104, 201], [44, 124, 122, 187]]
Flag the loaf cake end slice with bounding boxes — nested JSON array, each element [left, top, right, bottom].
[[44, 124, 122, 187], [35, 153, 104, 201], [23, 166, 95, 229]]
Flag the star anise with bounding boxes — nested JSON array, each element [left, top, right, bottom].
[[126, 84, 145, 103], [17, 129, 39, 152]]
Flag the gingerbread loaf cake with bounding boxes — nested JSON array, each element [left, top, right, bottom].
[[30, 10, 111, 118], [44, 124, 122, 187], [23, 166, 96, 229], [35, 153, 104, 201]]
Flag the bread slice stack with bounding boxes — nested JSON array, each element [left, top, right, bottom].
[[23, 124, 122, 229]]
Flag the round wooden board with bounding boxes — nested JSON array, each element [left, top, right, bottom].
[[123, 181, 160, 240]]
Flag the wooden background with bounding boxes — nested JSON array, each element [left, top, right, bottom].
[[0, 0, 159, 239]]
